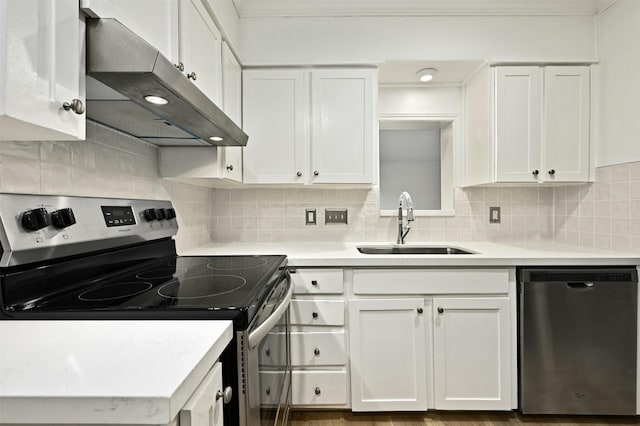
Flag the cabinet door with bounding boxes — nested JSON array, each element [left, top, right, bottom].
[[179, 362, 224, 426], [349, 298, 427, 411], [494, 67, 542, 182], [81, 0, 179, 62], [310, 69, 376, 184], [242, 70, 306, 184], [179, 0, 222, 104], [543, 66, 590, 182], [433, 297, 512, 410], [220, 42, 243, 181], [1, 0, 85, 141]]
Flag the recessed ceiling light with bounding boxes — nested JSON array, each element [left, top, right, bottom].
[[144, 95, 169, 105], [209, 136, 223, 142], [416, 68, 438, 82]]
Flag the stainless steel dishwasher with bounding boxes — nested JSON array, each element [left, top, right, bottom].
[[519, 267, 638, 415]]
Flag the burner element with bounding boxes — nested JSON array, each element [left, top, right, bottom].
[[158, 275, 247, 299], [79, 282, 153, 301], [136, 268, 188, 280], [207, 257, 269, 270]]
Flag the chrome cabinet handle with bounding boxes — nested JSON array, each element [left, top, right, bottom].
[[417, 308, 423, 314], [265, 348, 270, 356], [314, 347, 320, 356], [313, 170, 319, 176], [548, 169, 556, 175], [312, 312, 318, 319], [187, 72, 197, 80], [315, 387, 321, 395], [226, 165, 234, 171], [265, 387, 271, 395], [532, 170, 539, 177], [296, 171, 302, 177], [216, 386, 233, 404], [62, 99, 84, 115], [311, 280, 318, 286], [174, 62, 184, 72], [437, 307, 444, 314]]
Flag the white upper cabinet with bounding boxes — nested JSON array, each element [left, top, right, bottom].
[[464, 65, 591, 185], [80, 0, 179, 62], [494, 67, 543, 182], [179, 0, 223, 104], [243, 68, 377, 185], [542, 66, 590, 182], [1, 0, 85, 141], [242, 69, 307, 184], [81, 0, 222, 103], [220, 42, 243, 182]]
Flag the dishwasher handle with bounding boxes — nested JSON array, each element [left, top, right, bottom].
[[567, 282, 596, 289]]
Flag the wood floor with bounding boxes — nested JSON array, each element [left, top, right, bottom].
[[288, 410, 640, 425]]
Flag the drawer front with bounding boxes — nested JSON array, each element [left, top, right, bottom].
[[260, 332, 287, 367], [290, 269, 344, 294], [292, 370, 348, 406], [290, 299, 345, 326], [353, 268, 510, 294], [260, 371, 284, 406], [291, 331, 346, 366]]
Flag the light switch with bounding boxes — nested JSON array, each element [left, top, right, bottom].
[[305, 209, 316, 225]]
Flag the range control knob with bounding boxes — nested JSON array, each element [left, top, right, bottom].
[[21, 208, 50, 231], [143, 208, 157, 222], [155, 208, 166, 220], [51, 208, 76, 229], [164, 208, 176, 220]]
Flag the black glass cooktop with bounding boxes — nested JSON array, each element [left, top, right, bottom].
[[2, 254, 287, 328]]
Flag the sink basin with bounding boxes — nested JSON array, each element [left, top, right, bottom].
[[357, 245, 476, 255]]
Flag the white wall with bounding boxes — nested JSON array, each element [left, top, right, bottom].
[[379, 86, 461, 116], [595, 0, 640, 167], [239, 16, 595, 65]]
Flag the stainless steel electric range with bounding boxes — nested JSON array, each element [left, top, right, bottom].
[[0, 193, 291, 426]]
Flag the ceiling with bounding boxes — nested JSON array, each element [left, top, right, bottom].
[[378, 60, 484, 85], [232, 0, 618, 18]]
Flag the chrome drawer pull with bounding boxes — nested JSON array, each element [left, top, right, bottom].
[[315, 387, 321, 395], [314, 347, 320, 356]]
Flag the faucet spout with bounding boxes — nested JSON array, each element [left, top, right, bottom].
[[397, 191, 414, 244]]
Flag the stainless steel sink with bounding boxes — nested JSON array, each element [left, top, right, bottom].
[[356, 245, 476, 255]]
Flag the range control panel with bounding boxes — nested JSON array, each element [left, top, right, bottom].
[[0, 194, 179, 267]]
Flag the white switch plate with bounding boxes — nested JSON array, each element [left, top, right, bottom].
[[489, 206, 501, 224]]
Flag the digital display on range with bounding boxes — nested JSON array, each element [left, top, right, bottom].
[[101, 206, 136, 227]]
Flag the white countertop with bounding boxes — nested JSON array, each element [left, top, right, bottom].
[[0, 320, 232, 425], [183, 241, 640, 267]]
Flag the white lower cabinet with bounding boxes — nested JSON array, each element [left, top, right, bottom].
[[349, 298, 428, 411], [432, 297, 512, 410], [179, 362, 224, 426], [288, 268, 349, 408], [349, 268, 515, 413]]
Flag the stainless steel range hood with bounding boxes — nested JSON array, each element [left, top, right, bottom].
[[86, 18, 248, 147]]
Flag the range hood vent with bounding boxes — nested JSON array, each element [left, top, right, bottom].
[[86, 18, 248, 147]]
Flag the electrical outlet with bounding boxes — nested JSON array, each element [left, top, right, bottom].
[[305, 209, 316, 225], [489, 206, 501, 224], [325, 208, 348, 224]]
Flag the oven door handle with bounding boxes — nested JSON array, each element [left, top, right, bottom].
[[248, 281, 293, 350]]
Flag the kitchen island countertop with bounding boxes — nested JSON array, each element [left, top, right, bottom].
[[182, 241, 640, 267], [0, 320, 232, 425]]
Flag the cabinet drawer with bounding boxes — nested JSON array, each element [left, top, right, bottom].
[[260, 370, 286, 406], [291, 331, 346, 366], [353, 269, 510, 294], [290, 300, 345, 326], [260, 332, 287, 367], [292, 370, 348, 406], [290, 269, 344, 294]]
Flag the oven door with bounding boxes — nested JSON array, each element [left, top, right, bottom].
[[244, 276, 292, 426]]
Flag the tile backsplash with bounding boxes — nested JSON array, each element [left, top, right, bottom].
[[554, 161, 640, 253], [210, 186, 555, 244], [3, 125, 638, 254], [0, 122, 212, 252]]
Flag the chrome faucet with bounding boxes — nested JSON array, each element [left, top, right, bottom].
[[397, 191, 415, 244]]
